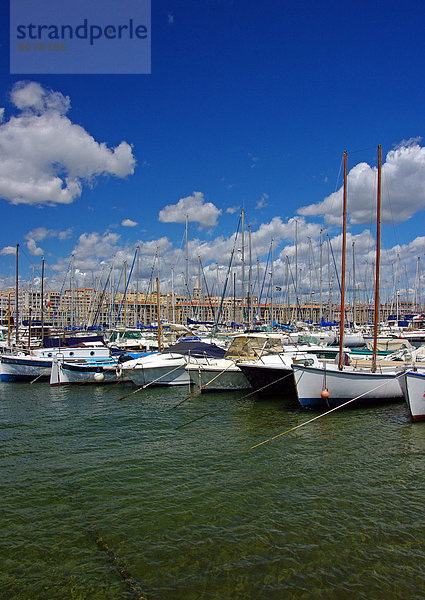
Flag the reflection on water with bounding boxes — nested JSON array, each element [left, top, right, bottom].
[[0, 383, 424, 599]]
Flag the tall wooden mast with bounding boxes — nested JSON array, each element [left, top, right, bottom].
[[372, 145, 382, 373], [338, 151, 348, 370]]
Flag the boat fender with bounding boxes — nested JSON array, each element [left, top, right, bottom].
[[115, 364, 123, 378], [321, 389, 330, 399], [94, 372, 105, 382]]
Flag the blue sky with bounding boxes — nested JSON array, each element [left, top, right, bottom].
[[1, 0, 425, 301]]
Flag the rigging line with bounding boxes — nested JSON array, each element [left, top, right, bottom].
[[309, 239, 321, 294], [250, 371, 407, 450], [333, 152, 344, 194], [327, 234, 342, 294], [255, 243, 271, 318], [346, 144, 377, 155], [107, 259, 123, 325], [328, 234, 353, 326], [286, 256, 302, 315], [114, 248, 138, 328], [51, 257, 72, 321], [92, 266, 112, 327], [214, 214, 242, 330], [199, 257, 217, 320], [139, 263, 155, 326], [382, 163, 400, 250]]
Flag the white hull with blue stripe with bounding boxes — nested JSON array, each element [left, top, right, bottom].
[[1, 346, 111, 382]]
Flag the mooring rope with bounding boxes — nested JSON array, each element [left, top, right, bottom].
[[109, 359, 141, 390], [175, 369, 295, 429], [170, 361, 235, 409], [250, 370, 407, 450], [118, 364, 184, 401], [27, 370, 50, 385]]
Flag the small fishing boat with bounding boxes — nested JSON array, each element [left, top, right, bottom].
[[293, 361, 404, 408], [398, 370, 425, 421], [0, 344, 111, 382], [49, 353, 141, 386]]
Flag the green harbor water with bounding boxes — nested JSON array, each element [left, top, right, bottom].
[[1, 381, 424, 600]]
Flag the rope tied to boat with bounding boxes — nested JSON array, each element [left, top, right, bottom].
[[175, 370, 295, 429], [250, 370, 407, 450], [171, 361, 236, 409], [118, 364, 184, 401]]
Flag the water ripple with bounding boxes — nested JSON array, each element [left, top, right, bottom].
[[0, 384, 424, 599]]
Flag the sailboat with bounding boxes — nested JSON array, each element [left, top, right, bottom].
[[293, 147, 404, 409]]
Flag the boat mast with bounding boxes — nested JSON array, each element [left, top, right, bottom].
[[70, 253, 75, 330], [372, 145, 382, 373], [319, 229, 323, 324], [338, 151, 347, 371], [185, 214, 188, 322], [294, 219, 298, 323], [136, 245, 140, 327], [124, 260, 127, 328], [327, 235, 332, 321], [15, 243, 19, 344], [352, 241, 356, 327], [248, 225, 253, 329], [270, 238, 274, 329], [156, 277, 162, 351], [6, 291, 11, 345], [308, 237, 313, 323], [41, 256, 45, 342], [171, 267, 175, 323], [241, 209, 245, 324]]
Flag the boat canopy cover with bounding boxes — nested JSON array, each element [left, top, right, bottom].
[[166, 341, 226, 358], [187, 317, 216, 326], [320, 317, 339, 327], [273, 320, 295, 331]]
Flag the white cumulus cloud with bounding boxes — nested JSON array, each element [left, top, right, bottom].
[[0, 245, 17, 256], [24, 227, 73, 255], [0, 81, 136, 207], [158, 191, 222, 228], [298, 140, 425, 226], [122, 218, 138, 227]]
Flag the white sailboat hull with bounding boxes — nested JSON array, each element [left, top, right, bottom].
[[123, 354, 189, 386], [293, 363, 404, 409], [398, 370, 425, 421]]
